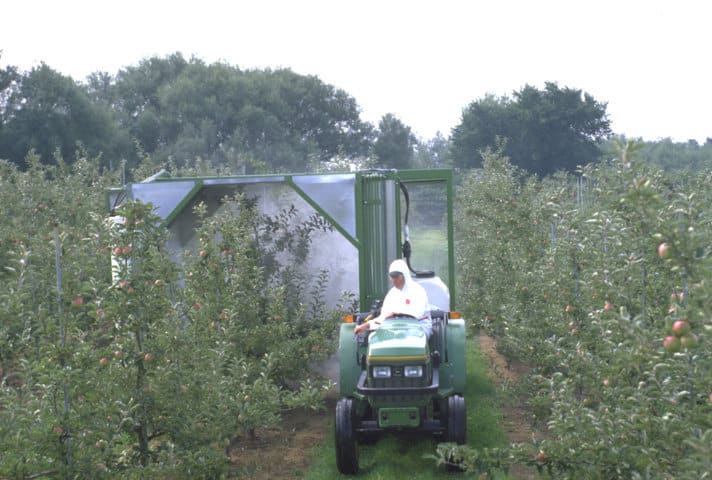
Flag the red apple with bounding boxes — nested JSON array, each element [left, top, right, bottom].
[[113, 350, 123, 358], [53, 426, 63, 434], [603, 379, 610, 386], [71, 295, 83, 307], [603, 302, 613, 312], [535, 451, 548, 463], [143, 352, 153, 362], [113, 247, 122, 256], [658, 242, 671, 259], [565, 305, 574, 313], [99, 356, 110, 366], [121, 246, 132, 254], [193, 303, 202, 310], [199, 250, 207, 257], [663, 335, 681, 353], [672, 320, 690, 337]]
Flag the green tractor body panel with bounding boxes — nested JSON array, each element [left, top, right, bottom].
[[367, 321, 428, 362], [338, 322, 360, 398], [376, 407, 421, 428], [363, 319, 434, 410], [439, 318, 467, 395]]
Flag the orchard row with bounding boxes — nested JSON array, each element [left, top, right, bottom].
[[0, 156, 342, 478], [451, 143, 712, 478]]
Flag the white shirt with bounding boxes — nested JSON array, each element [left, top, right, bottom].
[[368, 259, 429, 329]]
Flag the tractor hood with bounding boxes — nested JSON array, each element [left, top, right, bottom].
[[367, 320, 428, 363]]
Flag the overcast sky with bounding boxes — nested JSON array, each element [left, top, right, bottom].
[[2, 0, 710, 143]]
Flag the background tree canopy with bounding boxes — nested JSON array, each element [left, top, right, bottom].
[[0, 63, 131, 168], [2, 54, 712, 176], [450, 82, 612, 176], [373, 113, 417, 169], [1, 54, 374, 174]]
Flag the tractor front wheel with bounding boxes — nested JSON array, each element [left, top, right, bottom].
[[335, 398, 359, 474], [445, 394, 466, 471], [446, 394, 466, 444]]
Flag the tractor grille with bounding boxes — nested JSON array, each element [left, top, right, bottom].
[[370, 376, 426, 389], [369, 366, 429, 404]]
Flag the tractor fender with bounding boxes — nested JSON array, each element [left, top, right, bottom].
[[439, 318, 466, 395], [338, 322, 362, 398]]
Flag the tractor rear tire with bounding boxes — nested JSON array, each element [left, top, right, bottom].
[[445, 394, 466, 471], [335, 398, 359, 474]]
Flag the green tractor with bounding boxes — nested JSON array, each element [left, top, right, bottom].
[[335, 171, 467, 475], [336, 307, 466, 473]]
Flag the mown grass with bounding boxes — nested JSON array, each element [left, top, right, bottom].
[[304, 335, 511, 479]]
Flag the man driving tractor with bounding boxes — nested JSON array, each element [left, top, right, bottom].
[[354, 259, 432, 337]]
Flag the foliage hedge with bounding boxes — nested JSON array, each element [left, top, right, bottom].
[[449, 141, 712, 478], [0, 155, 341, 478], [3, 144, 711, 478]]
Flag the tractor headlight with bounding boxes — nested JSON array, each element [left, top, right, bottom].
[[372, 366, 392, 378], [404, 365, 423, 378]]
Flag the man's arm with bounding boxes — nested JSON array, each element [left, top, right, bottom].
[[354, 289, 397, 334]]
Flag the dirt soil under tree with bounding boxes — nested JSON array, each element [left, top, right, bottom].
[[477, 334, 543, 479], [229, 335, 542, 479]]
